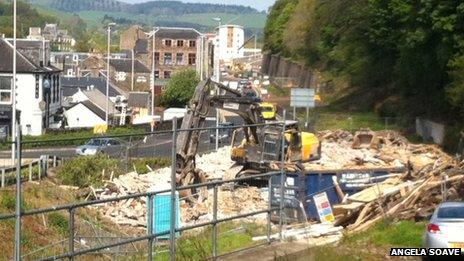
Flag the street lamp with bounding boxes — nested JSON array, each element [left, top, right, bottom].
[[212, 17, 222, 151], [106, 22, 116, 125]]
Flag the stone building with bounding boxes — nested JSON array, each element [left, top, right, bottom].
[[119, 26, 202, 82], [27, 24, 76, 52]]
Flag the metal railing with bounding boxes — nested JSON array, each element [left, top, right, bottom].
[[0, 155, 63, 188], [0, 114, 290, 260]]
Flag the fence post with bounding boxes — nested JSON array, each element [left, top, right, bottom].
[[147, 194, 154, 261], [53, 156, 57, 168], [279, 110, 286, 241], [38, 157, 42, 180], [267, 177, 272, 244], [1, 169, 5, 188], [28, 162, 32, 181], [212, 185, 218, 259], [69, 208, 75, 260], [169, 117, 178, 261], [14, 123, 22, 261]]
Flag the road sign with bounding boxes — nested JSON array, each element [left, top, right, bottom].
[[290, 88, 315, 108]]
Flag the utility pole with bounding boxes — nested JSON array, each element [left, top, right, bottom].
[[131, 49, 134, 91], [11, 0, 17, 161], [105, 22, 116, 125]]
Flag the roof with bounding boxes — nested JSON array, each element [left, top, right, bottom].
[[155, 27, 201, 40], [82, 89, 117, 114], [135, 39, 148, 54], [61, 77, 121, 97], [0, 38, 59, 73], [109, 58, 150, 73], [128, 92, 150, 108], [71, 100, 108, 120]]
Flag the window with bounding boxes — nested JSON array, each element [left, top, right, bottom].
[[164, 53, 172, 65], [0, 76, 12, 103], [164, 71, 171, 79], [188, 53, 196, 65], [154, 52, 160, 64], [189, 40, 196, 48], [177, 40, 184, 47], [176, 53, 184, 65], [154, 70, 160, 79], [164, 39, 172, 47]]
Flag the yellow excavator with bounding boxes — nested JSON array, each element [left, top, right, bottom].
[[176, 79, 321, 200]]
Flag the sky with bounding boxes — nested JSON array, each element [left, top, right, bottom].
[[120, 0, 276, 11]]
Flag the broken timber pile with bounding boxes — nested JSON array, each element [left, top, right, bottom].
[[327, 130, 464, 233]]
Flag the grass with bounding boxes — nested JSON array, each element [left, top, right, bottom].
[[312, 111, 405, 132], [0, 126, 147, 150], [309, 219, 426, 260], [126, 222, 267, 261], [0, 182, 125, 260], [173, 12, 266, 29]]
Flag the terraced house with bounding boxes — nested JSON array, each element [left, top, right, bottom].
[[120, 26, 202, 84], [0, 38, 62, 136]]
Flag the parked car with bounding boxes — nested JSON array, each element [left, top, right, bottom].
[[209, 122, 234, 143], [76, 138, 125, 156], [423, 202, 464, 250]]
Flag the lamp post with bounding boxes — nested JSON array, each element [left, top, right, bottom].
[[106, 22, 116, 125], [131, 49, 134, 91], [212, 17, 222, 151], [11, 0, 17, 161]]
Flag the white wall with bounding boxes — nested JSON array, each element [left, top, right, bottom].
[[216, 25, 245, 64], [64, 103, 105, 128], [0, 72, 62, 136]]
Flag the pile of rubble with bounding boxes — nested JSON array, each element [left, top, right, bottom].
[[306, 129, 437, 171], [89, 146, 256, 228], [86, 128, 463, 237], [327, 132, 464, 233]]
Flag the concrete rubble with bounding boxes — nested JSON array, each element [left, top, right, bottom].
[[85, 129, 463, 242]]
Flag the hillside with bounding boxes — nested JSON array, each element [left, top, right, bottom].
[[27, 0, 266, 34], [263, 0, 464, 123], [28, 0, 261, 14]]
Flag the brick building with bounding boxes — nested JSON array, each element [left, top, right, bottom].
[[119, 26, 202, 82]]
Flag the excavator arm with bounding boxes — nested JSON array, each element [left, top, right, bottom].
[[175, 79, 263, 201]]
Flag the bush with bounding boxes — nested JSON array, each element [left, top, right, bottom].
[[57, 155, 122, 188], [130, 158, 171, 174]]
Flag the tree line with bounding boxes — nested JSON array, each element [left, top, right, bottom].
[[42, 0, 262, 15], [264, 0, 464, 121]]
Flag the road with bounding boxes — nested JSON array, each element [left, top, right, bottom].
[[0, 117, 242, 161]]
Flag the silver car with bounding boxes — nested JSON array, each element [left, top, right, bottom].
[[76, 138, 125, 156], [424, 202, 464, 250]]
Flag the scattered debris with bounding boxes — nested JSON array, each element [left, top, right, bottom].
[[81, 128, 463, 244]]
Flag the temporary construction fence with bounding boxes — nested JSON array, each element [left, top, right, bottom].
[[0, 117, 293, 261]]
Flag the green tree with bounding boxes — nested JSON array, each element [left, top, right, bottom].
[[161, 69, 200, 107]]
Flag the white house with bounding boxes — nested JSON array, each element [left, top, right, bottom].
[[0, 38, 62, 136], [215, 25, 245, 65], [64, 88, 117, 128], [64, 100, 107, 128]]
